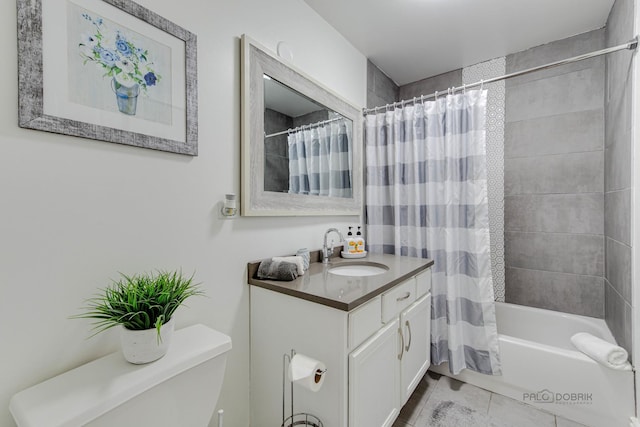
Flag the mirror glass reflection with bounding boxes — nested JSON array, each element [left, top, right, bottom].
[[263, 74, 353, 198]]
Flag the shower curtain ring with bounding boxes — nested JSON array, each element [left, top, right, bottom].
[[480, 79, 484, 91], [435, 91, 438, 100]]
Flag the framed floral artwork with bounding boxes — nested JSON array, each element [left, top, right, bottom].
[[17, 0, 198, 155]]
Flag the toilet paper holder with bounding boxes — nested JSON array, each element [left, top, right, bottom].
[[281, 349, 324, 427]]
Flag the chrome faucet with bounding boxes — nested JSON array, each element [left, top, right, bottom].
[[322, 228, 344, 264]]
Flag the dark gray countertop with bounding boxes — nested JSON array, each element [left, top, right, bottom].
[[248, 252, 434, 311]]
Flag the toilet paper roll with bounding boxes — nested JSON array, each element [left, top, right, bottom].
[[288, 353, 327, 392]]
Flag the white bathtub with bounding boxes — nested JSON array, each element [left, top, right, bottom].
[[430, 302, 635, 427]]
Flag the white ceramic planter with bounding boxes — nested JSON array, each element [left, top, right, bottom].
[[120, 318, 175, 364]]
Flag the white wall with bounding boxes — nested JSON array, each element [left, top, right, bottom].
[[0, 1, 366, 426]]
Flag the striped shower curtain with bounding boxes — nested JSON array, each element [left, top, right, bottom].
[[288, 120, 352, 198], [365, 90, 501, 375]]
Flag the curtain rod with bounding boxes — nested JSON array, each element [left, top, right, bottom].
[[264, 116, 345, 139], [363, 36, 638, 115]]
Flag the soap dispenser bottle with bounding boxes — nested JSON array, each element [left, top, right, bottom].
[[356, 226, 365, 253], [344, 227, 355, 254]]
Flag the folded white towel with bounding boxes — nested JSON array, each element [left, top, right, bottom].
[[272, 256, 305, 275], [570, 332, 632, 370]]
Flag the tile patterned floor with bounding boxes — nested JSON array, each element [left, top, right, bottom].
[[393, 372, 589, 427]]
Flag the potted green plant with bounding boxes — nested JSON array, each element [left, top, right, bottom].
[[74, 270, 204, 364]]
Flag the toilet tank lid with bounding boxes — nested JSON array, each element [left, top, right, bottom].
[[10, 324, 232, 427]]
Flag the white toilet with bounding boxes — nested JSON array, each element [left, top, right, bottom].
[[10, 324, 232, 427]]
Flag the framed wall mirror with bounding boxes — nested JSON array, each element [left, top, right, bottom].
[[241, 35, 362, 216]]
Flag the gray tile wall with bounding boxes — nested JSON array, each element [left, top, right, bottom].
[[398, 69, 462, 100], [504, 29, 606, 318], [367, 60, 399, 109], [264, 108, 293, 193], [367, 61, 462, 108], [604, 0, 634, 355]]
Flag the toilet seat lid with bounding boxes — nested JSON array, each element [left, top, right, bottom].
[[10, 324, 232, 427]]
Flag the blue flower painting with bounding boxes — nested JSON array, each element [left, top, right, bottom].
[[77, 11, 162, 115], [67, 2, 173, 125]]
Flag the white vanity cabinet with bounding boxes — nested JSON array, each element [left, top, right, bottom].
[[348, 273, 432, 427], [348, 318, 400, 427], [399, 293, 431, 404], [250, 265, 432, 427]]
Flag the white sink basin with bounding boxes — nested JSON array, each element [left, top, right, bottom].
[[329, 262, 389, 277]]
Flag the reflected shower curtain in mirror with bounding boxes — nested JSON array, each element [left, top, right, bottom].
[[288, 120, 352, 197], [365, 90, 501, 375]]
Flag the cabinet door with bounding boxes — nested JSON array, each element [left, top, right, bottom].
[[399, 293, 431, 405], [349, 318, 400, 427]]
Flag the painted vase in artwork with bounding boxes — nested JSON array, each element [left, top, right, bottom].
[[78, 11, 161, 118], [112, 78, 140, 115]]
